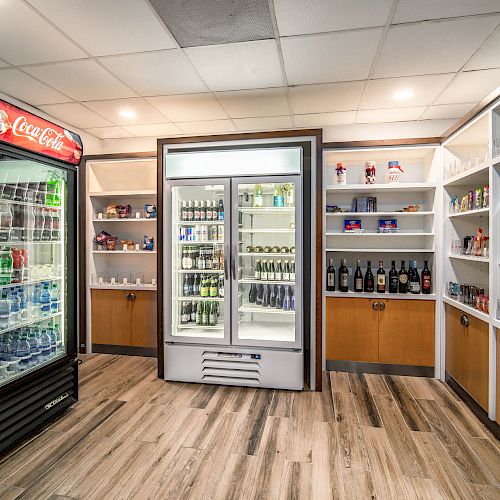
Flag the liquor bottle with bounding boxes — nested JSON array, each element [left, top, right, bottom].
[[364, 260, 374, 292], [290, 260, 295, 281], [254, 259, 261, 280], [209, 276, 218, 297], [209, 302, 217, 326], [389, 260, 398, 293], [377, 260, 386, 293], [270, 285, 277, 307], [422, 260, 432, 294], [409, 260, 421, 294], [275, 260, 282, 281], [249, 283, 257, 303], [339, 258, 349, 292], [282, 260, 290, 281], [200, 276, 209, 297], [285, 183, 295, 207], [218, 199, 224, 221], [194, 200, 200, 222], [199, 200, 206, 222], [262, 284, 270, 307], [206, 199, 212, 221], [261, 260, 268, 281], [212, 249, 219, 270], [273, 185, 284, 207], [354, 259, 363, 292], [183, 274, 190, 296], [256, 284, 264, 305], [196, 301, 203, 325], [187, 200, 194, 221], [254, 184, 264, 208], [218, 274, 224, 298], [201, 302, 209, 326], [326, 259, 335, 292], [398, 260, 409, 293], [181, 200, 188, 221], [268, 260, 275, 281], [212, 200, 217, 222]]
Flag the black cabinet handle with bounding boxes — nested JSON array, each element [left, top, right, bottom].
[[126, 292, 137, 301], [460, 314, 469, 327]]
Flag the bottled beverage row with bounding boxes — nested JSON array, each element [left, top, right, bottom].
[[450, 228, 489, 258], [183, 273, 224, 299], [245, 245, 295, 255], [0, 177, 63, 206], [0, 282, 61, 330], [179, 224, 224, 242], [247, 283, 295, 311], [180, 199, 224, 222], [251, 183, 295, 208], [181, 246, 224, 271], [0, 320, 63, 377], [326, 259, 432, 294], [253, 259, 295, 281], [0, 205, 61, 242], [180, 301, 221, 327], [448, 282, 489, 313]]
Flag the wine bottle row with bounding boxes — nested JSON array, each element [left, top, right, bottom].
[[180, 301, 221, 326], [247, 283, 295, 311], [326, 259, 432, 294], [253, 259, 295, 281], [180, 199, 224, 222]]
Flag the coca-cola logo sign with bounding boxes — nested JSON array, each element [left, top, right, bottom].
[[0, 100, 82, 165]]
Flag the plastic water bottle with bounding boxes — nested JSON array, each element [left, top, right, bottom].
[[15, 331, 31, 371], [50, 283, 60, 314], [40, 283, 51, 317], [27, 328, 40, 367], [46, 325, 57, 355], [31, 284, 41, 318], [0, 291, 11, 330], [17, 286, 28, 320], [0, 334, 11, 361], [53, 323, 62, 350], [9, 290, 21, 326], [37, 328, 51, 360]]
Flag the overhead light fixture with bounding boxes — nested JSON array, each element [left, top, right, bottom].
[[119, 109, 136, 118], [393, 90, 414, 101]]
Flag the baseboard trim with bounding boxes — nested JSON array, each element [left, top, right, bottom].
[[92, 344, 157, 358], [445, 373, 499, 440], [326, 360, 434, 377]]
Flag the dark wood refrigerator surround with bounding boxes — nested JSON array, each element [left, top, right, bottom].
[[156, 129, 323, 389]]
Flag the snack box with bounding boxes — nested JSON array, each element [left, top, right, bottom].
[[344, 219, 362, 232], [378, 218, 398, 233]]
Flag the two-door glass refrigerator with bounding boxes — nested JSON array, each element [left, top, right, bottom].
[[0, 99, 81, 453], [159, 133, 319, 390]]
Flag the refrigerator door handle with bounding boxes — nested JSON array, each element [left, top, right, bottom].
[[232, 242, 237, 280], [224, 243, 229, 281]]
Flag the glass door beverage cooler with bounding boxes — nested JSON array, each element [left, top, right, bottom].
[[0, 100, 81, 453], [161, 133, 318, 390]]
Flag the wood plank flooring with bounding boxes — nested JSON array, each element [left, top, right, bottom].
[[0, 354, 498, 499]]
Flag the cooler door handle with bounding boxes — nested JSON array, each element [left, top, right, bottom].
[[224, 243, 229, 281], [232, 242, 237, 280]]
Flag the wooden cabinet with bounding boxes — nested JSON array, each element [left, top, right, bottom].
[[445, 304, 489, 411], [497, 328, 500, 425], [91, 289, 157, 351], [326, 297, 435, 367]]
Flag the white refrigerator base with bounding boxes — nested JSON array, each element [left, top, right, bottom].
[[164, 344, 304, 391]]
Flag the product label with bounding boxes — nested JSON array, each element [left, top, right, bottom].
[[355, 278, 363, 290], [327, 273, 335, 286], [399, 274, 408, 284], [423, 277, 431, 290], [340, 274, 348, 287], [261, 271, 268, 280], [290, 272, 295, 281], [410, 282, 420, 292], [377, 275, 385, 286], [254, 271, 260, 279]]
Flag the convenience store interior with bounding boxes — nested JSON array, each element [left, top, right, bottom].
[[0, 1, 500, 498]]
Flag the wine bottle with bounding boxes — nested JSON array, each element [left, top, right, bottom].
[[290, 260, 295, 281], [218, 199, 224, 221], [261, 260, 268, 281], [364, 260, 374, 293], [422, 260, 432, 294], [194, 200, 200, 221], [209, 302, 217, 326], [326, 258, 335, 292], [196, 301, 203, 325], [377, 260, 386, 293], [269, 284, 276, 307], [256, 284, 264, 305], [262, 284, 270, 307], [181, 302, 188, 324], [282, 260, 290, 281], [218, 274, 224, 298], [268, 260, 275, 281], [254, 259, 261, 280], [275, 260, 282, 281], [409, 260, 421, 294], [339, 258, 349, 292], [354, 259, 363, 292], [398, 260, 409, 293], [249, 283, 257, 303], [183, 274, 190, 297], [389, 260, 398, 294]]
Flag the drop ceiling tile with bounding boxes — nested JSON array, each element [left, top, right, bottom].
[[374, 17, 500, 78], [147, 94, 228, 122], [293, 111, 355, 127], [85, 127, 134, 139], [434, 69, 500, 104], [24, 60, 136, 101], [465, 29, 500, 70], [216, 88, 289, 118], [0, 0, 86, 65], [83, 98, 168, 125], [122, 123, 183, 137], [39, 103, 113, 129], [184, 40, 284, 91], [393, 0, 500, 23], [289, 81, 365, 114], [0, 69, 70, 105], [274, 0, 392, 36], [177, 120, 237, 135], [281, 29, 383, 85], [26, 0, 176, 56], [360, 74, 455, 109], [234, 115, 293, 131], [421, 103, 476, 120], [99, 51, 207, 96], [356, 106, 427, 123]]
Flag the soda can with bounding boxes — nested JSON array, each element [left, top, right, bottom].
[[179, 227, 186, 241]]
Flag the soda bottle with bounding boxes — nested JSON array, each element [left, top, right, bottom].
[[41, 209, 52, 241], [50, 283, 60, 314], [46, 175, 57, 207], [209, 302, 217, 326], [53, 179, 61, 207], [33, 207, 44, 241], [0, 203, 13, 243], [201, 301, 209, 326], [20, 249, 28, 282], [36, 181, 47, 205], [282, 285, 291, 311], [11, 249, 23, 284], [40, 283, 51, 317], [27, 181, 39, 204], [51, 210, 60, 240], [196, 301, 203, 325], [0, 252, 12, 285], [0, 291, 11, 329]]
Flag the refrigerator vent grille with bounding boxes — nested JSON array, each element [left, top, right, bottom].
[[201, 352, 261, 386]]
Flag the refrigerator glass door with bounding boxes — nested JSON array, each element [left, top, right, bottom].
[[0, 155, 67, 386], [232, 176, 302, 349], [166, 179, 231, 344]]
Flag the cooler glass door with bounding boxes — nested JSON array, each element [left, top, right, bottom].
[[0, 155, 67, 385], [165, 178, 231, 345], [231, 176, 302, 349]]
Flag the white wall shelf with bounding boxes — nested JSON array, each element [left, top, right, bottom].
[[443, 296, 490, 323], [326, 232, 434, 236], [325, 291, 436, 300], [448, 208, 489, 218], [90, 284, 157, 291], [449, 254, 489, 263], [325, 182, 436, 193], [92, 250, 156, 254], [89, 190, 157, 198], [325, 248, 434, 252], [326, 211, 434, 217], [443, 161, 490, 187], [92, 218, 156, 223]]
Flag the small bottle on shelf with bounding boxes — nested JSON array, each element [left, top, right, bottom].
[[268, 260, 275, 281], [194, 200, 200, 222], [326, 259, 335, 292], [377, 260, 386, 293], [254, 259, 262, 280], [275, 260, 282, 281], [409, 260, 421, 294], [364, 260, 374, 293], [398, 260, 408, 293], [248, 283, 257, 303], [422, 261, 432, 294], [261, 260, 268, 281], [290, 260, 295, 281], [181, 200, 188, 221], [199, 200, 206, 222], [389, 260, 398, 294], [339, 258, 349, 292], [282, 261, 290, 281], [218, 199, 224, 221], [206, 200, 212, 221], [187, 200, 194, 221], [353, 259, 363, 293]]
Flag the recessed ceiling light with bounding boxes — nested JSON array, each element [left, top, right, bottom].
[[393, 90, 414, 101], [119, 109, 136, 118]]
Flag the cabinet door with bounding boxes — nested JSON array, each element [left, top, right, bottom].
[[91, 290, 132, 346], [497, 328, 500, 425], [445, 304, 465, 382], [379, 300, 435, 366], [463, 315, 489, 411], [325, 297, 378, 362], [131, 291, 157, 348]]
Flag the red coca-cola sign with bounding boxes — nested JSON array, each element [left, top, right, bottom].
[[0, 100, 82, 166]]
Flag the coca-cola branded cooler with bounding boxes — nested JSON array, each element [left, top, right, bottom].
[[0, 99, 81, 453]]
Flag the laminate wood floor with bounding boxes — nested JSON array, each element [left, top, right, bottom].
[[0, 354, 499, 499]]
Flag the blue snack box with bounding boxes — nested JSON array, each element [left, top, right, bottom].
[[378, 218, 398, 232], [344, 219, 362, 232]]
